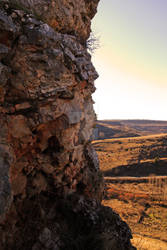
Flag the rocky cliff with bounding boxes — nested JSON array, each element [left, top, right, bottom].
[[0, 1, 134, 249]]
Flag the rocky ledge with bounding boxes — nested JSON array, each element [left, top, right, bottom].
[[0, 1, 135, 249]]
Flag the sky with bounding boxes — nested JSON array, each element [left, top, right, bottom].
[[91, 0, 167, 121]]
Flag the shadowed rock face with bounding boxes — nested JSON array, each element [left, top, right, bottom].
[[0, 1, 135, 249]]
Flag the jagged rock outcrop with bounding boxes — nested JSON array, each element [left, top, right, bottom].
[[0, 1, 135, 249]]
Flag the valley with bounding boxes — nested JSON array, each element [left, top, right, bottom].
[[93, 122, 167, 249]]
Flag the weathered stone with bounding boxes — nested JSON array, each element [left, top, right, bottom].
[[0, 43, 9, 59], [39, 228, 51, 245], [15, 102, 31, 111], [41, 163, 55, 175], [0, 145, 13, 221], [8, 0, 100, 41], [0, 9, 16, 33], [0, 119, 8, 144], [0, 1, 135, 249], [8, 115, 32, 138], [32, 173, 47, 193], [85, 143, 100, 171], [11, 172, 27, 196], [0, 62, 10, 102], [0, 63, 10, 85]]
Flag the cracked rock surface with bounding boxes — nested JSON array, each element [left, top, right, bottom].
[[0, 1, 135, 249]]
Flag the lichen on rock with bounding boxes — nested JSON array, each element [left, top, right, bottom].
[[0, 1, 135, 249]]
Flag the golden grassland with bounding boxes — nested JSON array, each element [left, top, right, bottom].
[[93, 134, 167, 249], [93, 133, 167, 173], [103, 179, 167, 249]]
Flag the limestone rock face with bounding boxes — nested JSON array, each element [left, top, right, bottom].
[[7, 0, 99, 41], [0, 1, 135, 249]]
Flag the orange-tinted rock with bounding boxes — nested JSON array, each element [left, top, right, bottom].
[[8, 0, 99, 41], [11, 172, 27, 196], [0, 1, 135, 249]]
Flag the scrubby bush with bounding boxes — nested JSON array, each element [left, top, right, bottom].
[[86, 32, 100, 54]]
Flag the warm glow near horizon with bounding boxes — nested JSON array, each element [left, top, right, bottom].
[[91, 0, 167, 121]]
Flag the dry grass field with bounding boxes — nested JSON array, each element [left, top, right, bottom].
[[93, 133, 167, 249], [103, 178, 167, 249], [93, 134, 167, 174]]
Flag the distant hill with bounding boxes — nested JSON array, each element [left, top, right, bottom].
[[93, 119, 167, 140]]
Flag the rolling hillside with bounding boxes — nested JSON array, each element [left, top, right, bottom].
[[94, 119, 167, 140], [93, 133, 167, 249], [93, 134, 167, 176]]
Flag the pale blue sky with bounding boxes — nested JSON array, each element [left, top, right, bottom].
[[91, 0, 167, 120]]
